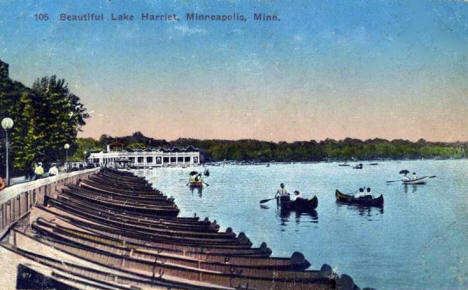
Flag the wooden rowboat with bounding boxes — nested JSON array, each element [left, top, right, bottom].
[[32, 219, 307, 270], [20, 230, 336, 289], [402, 176, 429, 185]]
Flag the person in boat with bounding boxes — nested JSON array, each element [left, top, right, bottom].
[[291, 190, 302, 201], [275, 183, 290, 203], [354, 187, 367, 198], [412, 172, 418, 180], [365, 187, 373, 198], [189, 174, 196, 183], [402, 172, 411, 182]]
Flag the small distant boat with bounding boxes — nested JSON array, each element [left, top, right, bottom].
[[279, 196, 318, 211], [338, 163, 350, 167], [204, 169, 210, 176], [335, 190, 384, 207], [402, 176, 429, 185], [369, 162, 378, 166], [353, 163, 363, 169]]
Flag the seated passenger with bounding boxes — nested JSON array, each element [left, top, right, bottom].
[[354, 188, 367, 198], [291, 190, 302, 201]]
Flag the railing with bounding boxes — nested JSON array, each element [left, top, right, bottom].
[[0, 167, 99, 236]]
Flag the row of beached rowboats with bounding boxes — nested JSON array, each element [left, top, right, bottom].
[[3, 168, 360, 289]]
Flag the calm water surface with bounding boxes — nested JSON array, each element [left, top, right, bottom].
[[134, 160, 468, 289]]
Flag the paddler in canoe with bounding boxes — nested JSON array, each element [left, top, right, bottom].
[[275, 183, 290, 205], [187, 172, 209, 187], [188, 171, 202, 187]]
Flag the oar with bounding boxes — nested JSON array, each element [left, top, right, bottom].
[[260, 197, 276, 204], [203, 182, 210, 186], [386, 179, 402, 183], [429, 175, 437, 178]]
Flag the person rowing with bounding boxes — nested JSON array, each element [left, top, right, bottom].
[[275, 183, 290, 205], [402, 172, 411, 182]]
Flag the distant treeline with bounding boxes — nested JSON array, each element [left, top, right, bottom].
[[79, 132, 468, 162]]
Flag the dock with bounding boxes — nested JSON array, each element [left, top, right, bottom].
[[0, 168, 359, 289]]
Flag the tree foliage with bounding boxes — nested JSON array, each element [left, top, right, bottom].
[[85, 133, 468, 163], [0, 70, 88, 174]]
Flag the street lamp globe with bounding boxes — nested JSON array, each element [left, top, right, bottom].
[[64, 143, 70, 150], [1, 117, 14, 130], [2, 117, 14, 186]]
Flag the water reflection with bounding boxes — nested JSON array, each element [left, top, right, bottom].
[[336, 202, 384, 217], [276, 207, 318, 225], [404, 184, 418, 194], [189, 186, 203, 197]]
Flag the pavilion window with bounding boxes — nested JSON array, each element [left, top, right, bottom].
[[170, 157, 176, 163], [137, 157, 144, 163], [163, 157, 169, 163], [177, 157, 183, 162], [185, 157, 190, 162], [156, 157, 162, 164], [147, 157, 153, 163]]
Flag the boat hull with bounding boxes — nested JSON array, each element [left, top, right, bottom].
[[335, 190, 384, 207], [280, 196, 318, 211]]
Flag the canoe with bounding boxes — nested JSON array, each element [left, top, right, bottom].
[[60, 189, 180, 216], [19, 230, 336, 289], [335, 190, 384, 207], [402, 176, 429, 185], [90, 175, 153, 190], [31, 224, 332, 281], [53, 196, 220, 232], [81, 179, 163, 196], [32, 220, 308, 270], [35, 207, 272, 257], [2, 234, 230, 290], [62, 187, 175, 207], [280, 196, 318, 211], [66, 184, 171, 203], [43, 202, 253, 247], [47, 199, 239, 241]]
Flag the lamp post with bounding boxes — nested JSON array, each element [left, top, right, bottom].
[[1, 117, 14, 185], [64, 143, 70, 172]]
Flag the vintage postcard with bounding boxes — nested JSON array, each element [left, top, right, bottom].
[[1, 0, 468, 289]]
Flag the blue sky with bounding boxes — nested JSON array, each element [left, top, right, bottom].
[[1, 0, 468, 141]]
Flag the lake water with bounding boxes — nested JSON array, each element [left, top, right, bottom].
[[133, 159, 468, 289]]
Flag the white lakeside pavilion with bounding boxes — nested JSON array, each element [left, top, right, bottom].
[[88, 143, 201, 168]]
